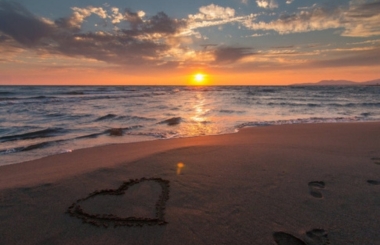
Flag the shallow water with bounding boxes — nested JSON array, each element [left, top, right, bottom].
[[1, 85, 379, 166]]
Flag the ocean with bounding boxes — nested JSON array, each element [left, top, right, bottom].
[[1, 85, 379, 166]]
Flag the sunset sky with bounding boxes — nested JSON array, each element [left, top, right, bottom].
[[0, 0, 379, 85]]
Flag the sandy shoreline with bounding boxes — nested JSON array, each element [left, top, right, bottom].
[[1, 122, 380, 244]]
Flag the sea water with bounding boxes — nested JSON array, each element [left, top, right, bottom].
[[1, 85, 379, 166]]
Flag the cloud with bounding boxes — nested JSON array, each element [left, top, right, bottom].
[[55, 6, 108, 31], [0, 1, 54, 46], [213, 44, 380, 73], [213, 46, 254, 64], [0, 33, 9, 42], [1, 0, 379, 74], [55, 11, 187, 65], [143, 12, 186, 34], [256, 0, 278, 9], [51, 32, 169, 66], [271, 45, 295, 49], [189, 4, 235, 20], [310, 46, 380, 67], [0, 1, 188, 67], [186, 4, 255, 32], [122, 9, 145, 30], [342, 1, 380, 36], [286, 0, 294, 4], [110, 7, 123, 24], [246, 6, 342, 34], [245, 1, 380, 37]]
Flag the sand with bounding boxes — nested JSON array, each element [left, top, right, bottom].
[[0, 122, 380, 245]]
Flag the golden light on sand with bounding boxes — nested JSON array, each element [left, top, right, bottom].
[[177, 162, 185, 175]]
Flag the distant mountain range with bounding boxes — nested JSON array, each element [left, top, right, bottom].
[[293, 79, 380, 86]]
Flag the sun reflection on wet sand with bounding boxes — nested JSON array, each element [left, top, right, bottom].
[[177, 162, 185, 175]]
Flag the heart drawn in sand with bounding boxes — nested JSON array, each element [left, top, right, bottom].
[[66, 177, 170, 228]]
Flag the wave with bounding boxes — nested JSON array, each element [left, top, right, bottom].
[[236, 116, 374, 129], [75, 125, 143, 139], [0, 97, 19, 101], [95, 114, 155, 122], [219, 109, 246, 114], [105, 125, 143, 136], [260, 88, 277, 93], [126, 131, 172, 139], [266, 102, 322, 107], [63, 91, 84, 95], [75, 132, 104, 139], [158, 117, 182, 126], [1, 92, 156, 105], [0, 139, 66, 155], [95, 114, 118, 121], [0, 96, 58, 102], [0, 91, 15, 96], [0, 128, 67, 143], [29, 96, 57, 100], [263, 102, 377, 108], [362, 102, 380, 107], [0, 125, 145, 155]]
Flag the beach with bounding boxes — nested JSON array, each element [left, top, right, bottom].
[[1, 122, 380, 244]]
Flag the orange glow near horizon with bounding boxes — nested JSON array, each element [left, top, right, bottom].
[[2, 65, 380, 86]]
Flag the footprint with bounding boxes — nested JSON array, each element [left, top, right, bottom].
[[273, 232, 306, 245], [308, 181, 325, 198], [367, 158, 380, 185], [367, 180, 380, 185], [273, 229, 329, 245], [305, 229, 330, 245], [371, 157, 380, 165]]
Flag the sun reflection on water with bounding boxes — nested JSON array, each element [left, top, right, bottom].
[[178, 91, 219, 137], [191, 93, 208, 122]]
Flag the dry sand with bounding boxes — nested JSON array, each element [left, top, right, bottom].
[[0, 123, 380, 245]]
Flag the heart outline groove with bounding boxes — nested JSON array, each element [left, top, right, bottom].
[[66, 177, 170, 228]]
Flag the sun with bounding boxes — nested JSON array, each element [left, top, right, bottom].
[[194, 73, 206, 83]]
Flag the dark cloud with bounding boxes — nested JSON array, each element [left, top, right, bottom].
[[49, 32, 168, 65], [310, 47, 380, 68], [200, 44, 218, 49], [124, 9, 144, 29], [0, 34, 10, 42], [121, 11, 187, 36], [271, 45, 295, 49], [346, 2, 380, 18], [277, 5, 339, 24], [342, 1, 380, 36], [213, 46, 254, 64], [246, 1, 380, 37], [0, 1, 188, 67], [54, 17, 80, 32], [0, 1, 53, 46], [143, 12, 187, 34], [55, 11, 187, 65]]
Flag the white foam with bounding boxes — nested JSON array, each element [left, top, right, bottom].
[[59, 149, 72, 154], [236, 116, 375, 129]]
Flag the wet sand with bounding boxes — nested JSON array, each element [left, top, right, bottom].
[[1, 123, 380, 244]]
